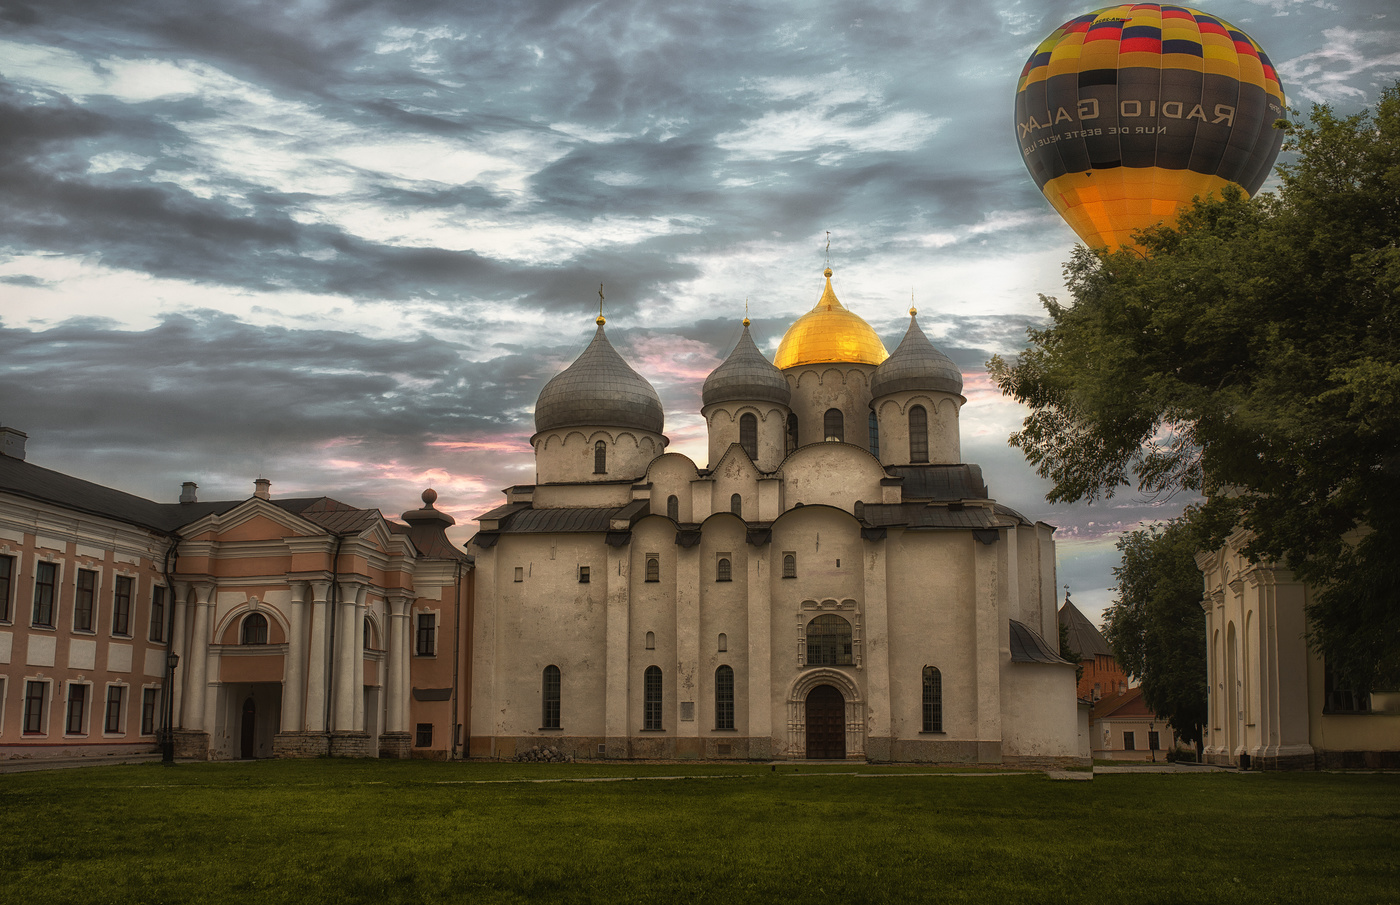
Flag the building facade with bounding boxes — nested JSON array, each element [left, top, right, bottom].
[[467, 269, 1082, 764], [1196, 530, 1400, 769], [0, 425, 471, 761]]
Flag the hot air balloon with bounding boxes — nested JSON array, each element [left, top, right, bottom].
[[1014, 4, 1286, 251]]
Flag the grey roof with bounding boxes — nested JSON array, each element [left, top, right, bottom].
[[702, 323, 792, 407], [1059, 598, 1113, 659], [1009, 619, 1070, 664], [884, 464, 987, 501], [500, 507, 618, 534], [534, 323, 664, 435], [870, 313, 964, 399], [861, 502, 1007, 530]]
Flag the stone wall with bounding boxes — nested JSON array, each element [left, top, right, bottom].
[[328, 731, 374, 758], [378, 731, 411, 759], [173, 729, 210, 760], [273, 731, 331, 758]]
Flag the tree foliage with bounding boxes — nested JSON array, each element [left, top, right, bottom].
[[990, 83, 1400, 692], [1103, 518, 1207, 747]]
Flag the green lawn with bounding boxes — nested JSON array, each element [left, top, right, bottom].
[[3, 761, 1397, 904]]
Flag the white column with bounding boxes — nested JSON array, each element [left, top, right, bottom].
[[281, 581, 308, 732], [352, 586, 367, 733], [387, 595, 410, 733], [604, 543, 631, 754], [305, 580, 331, 732], [675, 545, 700, 748], [170, 581, 190, 727], [862, 537, 892, 756], [184, 582, 215, 730], [973, 535, 1003, 763], [333, 580, 360, 730], [745, 545, 771, 757]]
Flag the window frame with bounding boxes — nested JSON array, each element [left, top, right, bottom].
[[782, 553, 796, 579], [0, 553, 13, 622], [739, 412, 758, 460], [823, 408, 844, 442], [806, 614, 853, 667], [922, 666, 943, 732], [716, 557, 732, 582], [32, 560, 57, 628], [868, 410, 880, 458], [74, 568, 97, 633], [786, 413, 799, 455], [241, 612, 269, 645], [593, 440, 607, 474], [66, 682, 89, 736], [415, 723, 433, 747], [1123, 731, 1136, 751], [730, 493, 742, 517], [415, 613, 437, 657], [645, 554, 660, 583], [643, 666, 663, 730], [666, 495, 679, 521], [578, 565, 590, 584], [111, 575, 133, 637], [104, 684, 126, 735], [23, 679, 48, 735], [149, 586, 167, 643], [542, 665, 561, 730], [909, 405, 929, 463], [715, 665, 735, 730], [141, 687, 160, 736]]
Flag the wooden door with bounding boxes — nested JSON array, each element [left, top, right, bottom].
[[805, 685, 845, 759], [240, 697, 256, 759]]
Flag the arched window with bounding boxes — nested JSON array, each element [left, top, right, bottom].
[[717, 558, 732, 582], [644, 666, 663, 730], [823, 408, 844, 442], [739, 413, 758, 460], [666, 495, 678, 521], [241, 613, 268, 645], [715, 665, 735, 730], [868, 410, 880, 458], [909, 405, 929, 463], [594, 440, 607, 474], [806, 614, 852, 666], [645, 631, 655, 650], [645, 555, 660, 582], [730, 493, 743, 517], [786, 414, 799, 454], [363, 617, 374, 651], [542, 665, 561, 729], [922, 666, 942, 731], [718, 633, 727, 652], [782, 553, 796, 579]]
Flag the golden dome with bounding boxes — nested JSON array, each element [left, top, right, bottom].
[[773, 267, 889, 369]]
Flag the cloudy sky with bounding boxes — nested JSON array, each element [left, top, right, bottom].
[[2, 0, 1397, 625]]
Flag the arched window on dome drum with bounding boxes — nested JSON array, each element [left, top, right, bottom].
[[739, 413, 758, 460], [593, 440, 607, 474], [646, 556, 660, 583], [364, 617, 374, 651], [715, 665, 735, 730], [868, 410, 880, 458], [806, 614, 852, 666], [922, 666, 942, 731], [716, 558, 732, 582], [241, 613, 268, 645], [909, 405, 929, 463], [644, 666, 663, 730], [542, 665, 561, 729], [824, 408, 844, 442], [666, 495, 678, 521], [786, 414, 799, 455], [730, 493, 743, 517], [782, 553, 796, 579]]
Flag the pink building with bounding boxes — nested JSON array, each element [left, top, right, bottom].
[[0, 425, 472, 761]]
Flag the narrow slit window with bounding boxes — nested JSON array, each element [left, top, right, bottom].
[[786, 414, 799, 455], [542, 665, 561, 729], [782, 553, 796, 579], [730, 493, 743, 517], [909, 405, 929, 463], [645, 555, 660, 583], [739, 413, 758, 460], [715, 665, 735, 730], [868, 410, 880, 458], [922, 666, 942, 732], [74, 569, 96, 632], [594, 440, 607, 474], [824, 408, 844, 442], [644, 666, 663, 730], [716, 558, 732, 582], [666, 495, 679, 521]]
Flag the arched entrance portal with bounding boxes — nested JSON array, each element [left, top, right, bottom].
[[805, 684, 846, 759], [240, 697, 256, 759]]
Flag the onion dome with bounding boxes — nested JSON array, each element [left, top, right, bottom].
[[773, 268, 889, 369], [534, 320, 665, 434], [702, 321, 792, 407], [870, 308, 964, 398]]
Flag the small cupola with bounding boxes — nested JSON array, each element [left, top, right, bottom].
[[534, 317, 664, 436], [870, 308, 963, 399], [703, 320, 791, 407]]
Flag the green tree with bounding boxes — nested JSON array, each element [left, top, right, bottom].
[[1103, 518, 1207, 748], [989, 83, 1400, 693]]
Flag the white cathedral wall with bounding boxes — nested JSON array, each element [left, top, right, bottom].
[[872, 392, 963, 466], [703, 403, 790, 473], [532, 428, 664, 484], [785, 365, 877, 449], [1000, 661, 1080, 759], [781, 444, 886, 511]]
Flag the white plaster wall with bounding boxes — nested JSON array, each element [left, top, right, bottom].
[[532, 428, 664, 484], [703, 403, 790, 473], [872, 392, 963, 466], [785, 365, 877, 451], [698, 519, 749, 735], [645, 454, 702, 521], [1000, 661, 1080, 757], [780, 445, 886, 512]]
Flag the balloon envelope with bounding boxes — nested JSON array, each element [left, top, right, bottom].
[[1015, 4, 1286, 251]]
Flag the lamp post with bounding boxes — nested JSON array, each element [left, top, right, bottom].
[[161, 651, 180, 765]]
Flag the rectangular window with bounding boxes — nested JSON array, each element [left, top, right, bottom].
[[32, 561, 57, 627], [715, 666, 735, 731], [141, 688, 159, 735], [514, 566, 523, 582], [782, 553, 796, 579], [149, 586, 167, 642], [0, 553, 14, 622], [1148, 730, 1160, 751], [645, 555, 659, 583], [578, 566, 590, 583], [74, 569, 97, 632], [1123, 731, 1135, 751], [105, 685, 126, 734], [415, 614, 436, 656], [66, 684, 88, 735], [111, 576, 133, 636], [23, 680, 47, 734], [415, 723, 433, 747]]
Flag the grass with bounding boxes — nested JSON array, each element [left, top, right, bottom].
[[2, 760, 1397, 904]]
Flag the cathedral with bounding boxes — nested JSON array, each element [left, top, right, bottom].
[[467, 268, 1082, 763]]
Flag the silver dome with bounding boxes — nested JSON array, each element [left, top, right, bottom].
[[702, 323, 792, 407], [534, 323, 665, 435], [870, 313, 964, 398]]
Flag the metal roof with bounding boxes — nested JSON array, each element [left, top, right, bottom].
[[702, 322, 792, 407], [1009, 619, 1070, 664], [861, 502, 1005, 530], [1058, 598, 1113, 659], [534, 323, 664, 435], [884, 464, 987, 501], [870, 312, 964, 398]]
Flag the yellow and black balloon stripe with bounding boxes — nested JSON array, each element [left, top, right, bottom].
[[1014, 4, 1285, 250]]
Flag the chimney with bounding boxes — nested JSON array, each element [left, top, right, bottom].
[[254, 478, 271, 500], [0, 425, 28, 461], [180, 482, 198, 504]]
